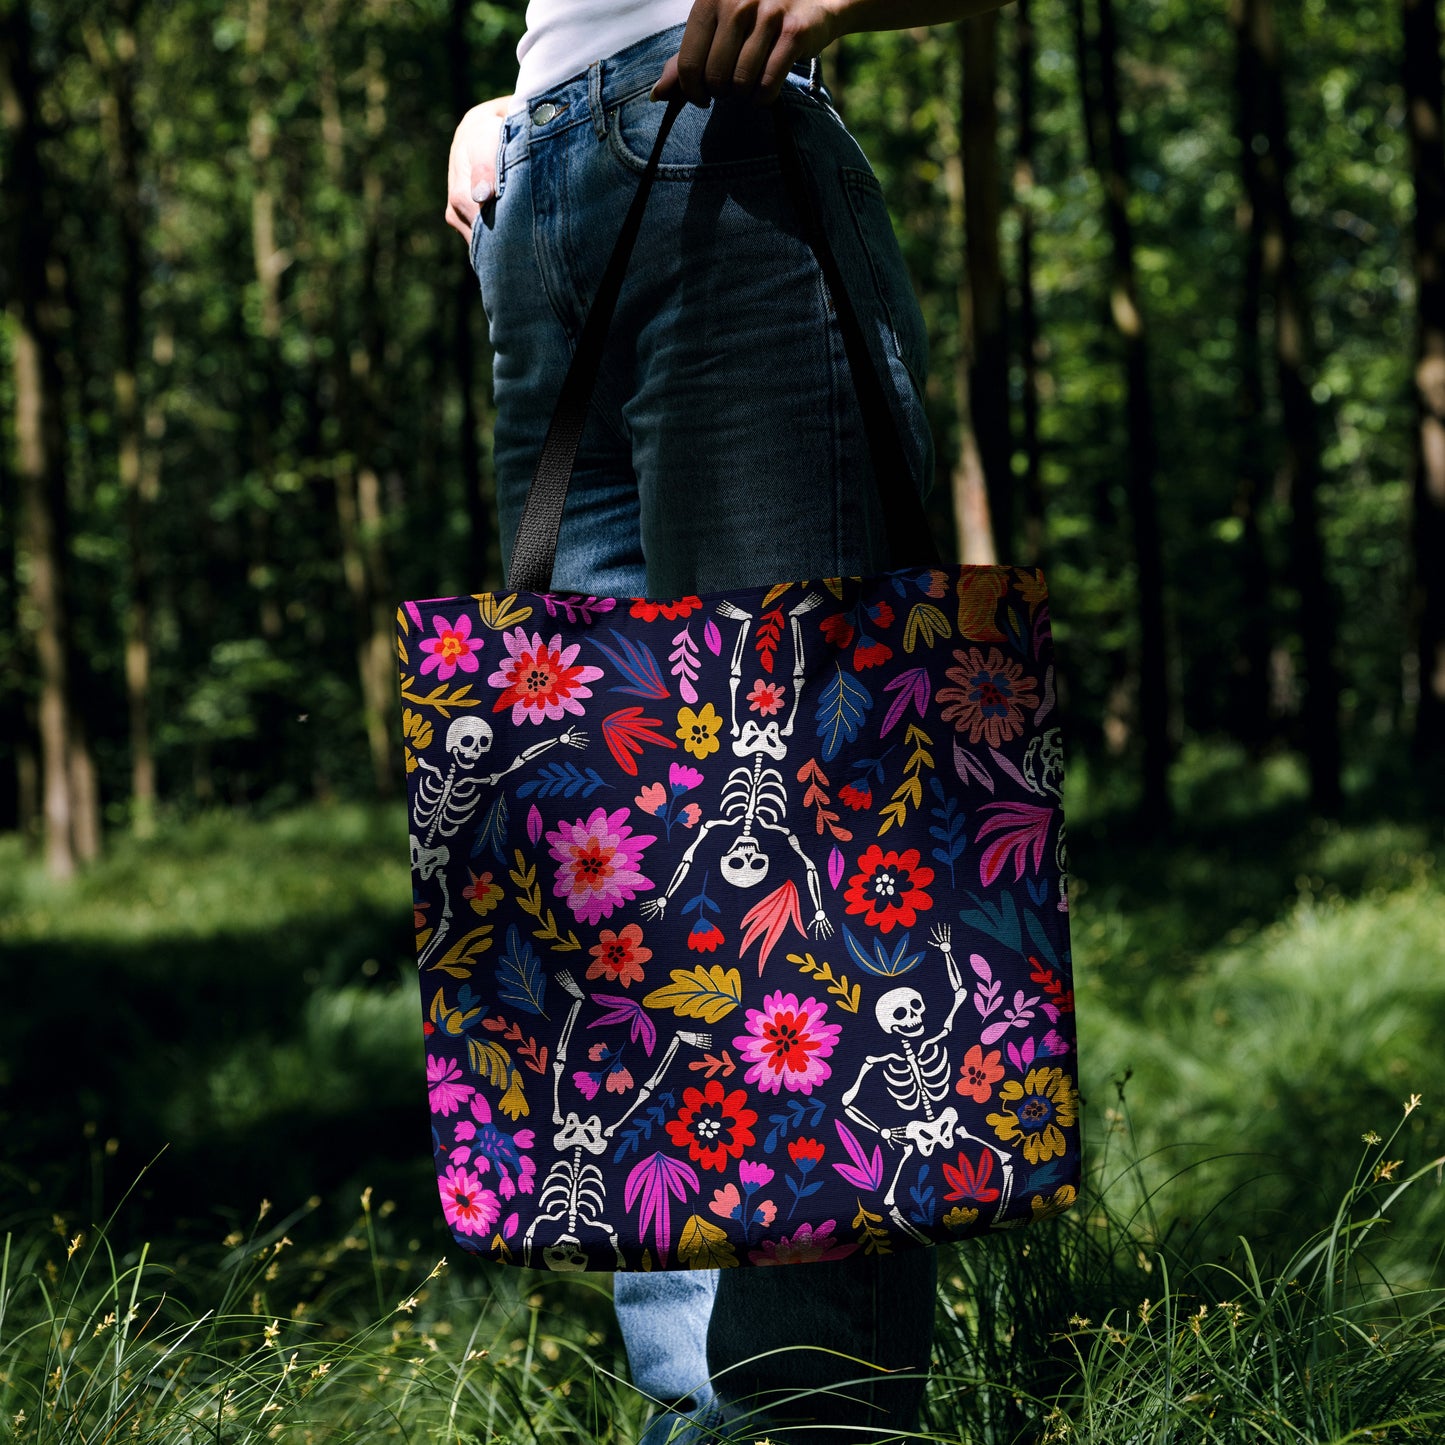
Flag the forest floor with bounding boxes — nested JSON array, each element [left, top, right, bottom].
[[1, 740, 1442, 1442]]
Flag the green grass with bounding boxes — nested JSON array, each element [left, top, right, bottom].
[[1, 739, 1442, 1440]]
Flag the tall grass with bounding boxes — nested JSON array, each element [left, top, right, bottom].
[[2, 1107, 1440, 1444]]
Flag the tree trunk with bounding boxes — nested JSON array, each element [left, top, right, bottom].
[[87, 0, 159, 833], [449, 0, 489, 582], [1239, 0, 1341, 811], [245, 0, 284, 642], [946, 29, 998, 565], [1227, 0, 1278, 751], [2, 9, 90, 876], [1404, 0, 1445, 760], [1073, 0, 1172, 828], [1013, 0, 1046, 568], [961, 11, 1013, 558]]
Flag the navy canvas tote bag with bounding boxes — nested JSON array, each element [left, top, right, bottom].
[[398, 95, 1078, 1272]]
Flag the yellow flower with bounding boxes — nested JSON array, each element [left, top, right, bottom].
[[463, 870, 504, 917], [942, 1205, 979, 1231], [986, 1066, 1077, 1165], [1030, 1184, 1078, 1222], [676, 702, 722, 760]]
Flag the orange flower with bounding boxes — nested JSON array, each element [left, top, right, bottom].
[[955, 1044, 1006, 1103], [586, 922, 651, 988]]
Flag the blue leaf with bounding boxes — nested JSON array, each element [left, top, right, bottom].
[[591, 631, 670, 700], [1023, 903, 1059, 968], [516, 761, 610, 799], [814, 666, 873, 763], [496, 925, 548, 1016], [471, 795, 509, 866]]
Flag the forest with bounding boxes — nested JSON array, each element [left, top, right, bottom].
[[2, 1, 1444, 1442]]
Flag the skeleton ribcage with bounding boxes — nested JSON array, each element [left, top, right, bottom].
[[884, 1043, 953, 1115]]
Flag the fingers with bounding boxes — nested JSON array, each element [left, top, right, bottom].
[[652, 1, 819, 109], [444, 95, 512, 241]]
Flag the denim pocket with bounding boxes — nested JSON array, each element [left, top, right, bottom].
[[839, 166, 929, 402], [608, 85, 790, 178]]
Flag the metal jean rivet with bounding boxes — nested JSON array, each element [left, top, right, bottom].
[[533, 101, 558, 124]]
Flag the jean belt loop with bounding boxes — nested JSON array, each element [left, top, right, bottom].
[[588, 57, 608, 140]]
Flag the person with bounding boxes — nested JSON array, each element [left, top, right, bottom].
[[443, 3, 1005, 1438]]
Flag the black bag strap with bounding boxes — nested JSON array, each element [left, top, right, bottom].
[[505, 91, 941, 594]]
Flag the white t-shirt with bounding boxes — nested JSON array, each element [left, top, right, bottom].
[[509, 0, 693, 114]]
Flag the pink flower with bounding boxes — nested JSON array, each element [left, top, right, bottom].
[[733, 992, 841, 1096], [754, 1199, 777, 1227], [679, 803, 702, 828], [420, 614, 481, 681], [605, 1067, 635, 1094], [739, 1160, 775, 1188], [427, 1055, 475, 1116], [668, 762, 705, 791], [709, 1182, 742, 1220], [747, 679, 786, 715], [487, 626, 603, 726], [634, 782, 667, 815], [748, 1220, 859, 1266], [439, 1164, 499, 1237], [573, 1071, 601, 1100], [545, 807, 655, 926]]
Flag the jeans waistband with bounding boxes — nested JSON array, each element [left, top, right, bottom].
[[498, 21, 820, 174]]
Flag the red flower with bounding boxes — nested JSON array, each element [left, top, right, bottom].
[[942, 1148, 1001, 1205], [866, 600, 895, 628], [687, 920, 725, 952], [843, 845, 935, 933], [747, 678, 786, 715], [819, 613, 856, 649], [787, 1136, 826, 1166], [630, 596, 702, 621], [665, 1079, 757, 1172], [853, 637, 893, 670], [488, 627, 602, 725], [838, 781, 872, 811]]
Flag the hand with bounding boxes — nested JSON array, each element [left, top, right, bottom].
[[445, 94, 514, 240], [649, 0, 840, 108]]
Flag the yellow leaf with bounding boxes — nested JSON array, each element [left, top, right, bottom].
[[761, 582, 793, 609], [677, 1214, 740, 1269], [431, 925, 493, 978], [499, 1071, 529, 1119], [396, 605, 411, 637], [903, 602, 951, 653], [468, 1039, 511, 1089], [476, 593, 533, 630], [823, 576, 845, 599], [641, 965, 743, 1023], [429, 987, 482, 1037]]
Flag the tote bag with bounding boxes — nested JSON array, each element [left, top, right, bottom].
[[398, 94, 1078, 1272]]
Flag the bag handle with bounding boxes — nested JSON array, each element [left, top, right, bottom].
[[505, 92, 941, 594]]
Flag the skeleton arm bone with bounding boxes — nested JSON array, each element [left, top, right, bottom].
[[716, 601, 753, 736], [928, 923, 970, 1033], [639, 818, 732, 921], [486, 727, 587, 787], [756, 816, 833, 938], [550, 970, 586, 1124], [840, 1055, 900, 1143]]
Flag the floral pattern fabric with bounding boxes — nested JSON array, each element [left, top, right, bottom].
[[398, 565, 1077, 1271]]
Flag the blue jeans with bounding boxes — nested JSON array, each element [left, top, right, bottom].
[[471, 23, 939, 1441]]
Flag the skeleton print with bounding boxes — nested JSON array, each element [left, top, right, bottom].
[[399, 567, 1079, 1270]]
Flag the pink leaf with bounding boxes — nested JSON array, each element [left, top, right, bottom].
[[738, 880, 806, 976], [969, 953, 994, 982], [880, 668, 931, 738], [404, 600, 423, 630], [831, 1119, 884, 1191], [703, 618, 722, 656], [976, 802, 1054, 886], [828, 845, 845, 890], [624, 1151, 700, 1260], [526, 804, 543, 845], [953, 739, 996, 793], [680, 677, 699, 705]]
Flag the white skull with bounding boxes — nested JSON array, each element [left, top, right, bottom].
[[446, 715, 493, 766], [720, 835, 770, 889], [876, 986, 926, 1037], [543, 1236, 589, 1273], [409, 834, 449, 880]]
